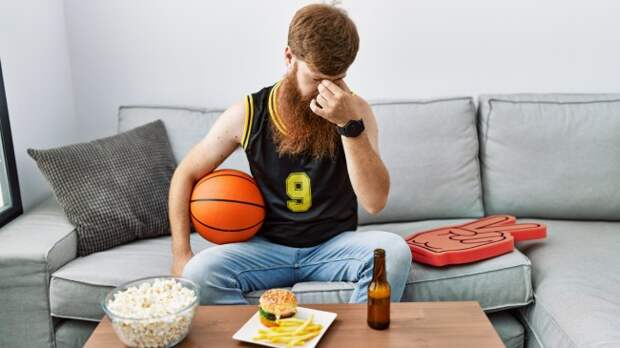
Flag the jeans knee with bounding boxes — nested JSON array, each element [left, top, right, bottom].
[[391, 237, 413, 267], [369, 231, 412, 270], [181, 251, 238, 304], [181, 254, 207, 285]]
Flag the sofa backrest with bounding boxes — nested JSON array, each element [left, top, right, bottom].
[[118, 105, 250, 173], [118, 98, 485, 225], [120, 94, 620, 223], [478, 94, 620, 220], [360, 98, 484, 223]]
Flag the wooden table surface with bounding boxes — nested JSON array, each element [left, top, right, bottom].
[[85, 301, 505, 348]]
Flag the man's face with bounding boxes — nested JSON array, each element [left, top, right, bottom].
[[273, 56, 347, 160], [292, 58, 347, 99]]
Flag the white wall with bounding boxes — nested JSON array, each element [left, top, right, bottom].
[[0, 0, 615, 210], [0, 0, 77, 211], [64, 0, 620, 143]]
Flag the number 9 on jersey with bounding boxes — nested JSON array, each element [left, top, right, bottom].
[[286, 172, 312, 212]]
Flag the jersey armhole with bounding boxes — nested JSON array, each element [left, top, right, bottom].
[[241, 94, 254, 150]]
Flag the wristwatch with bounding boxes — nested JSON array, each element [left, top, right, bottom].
[[337, 119, 365, 137]]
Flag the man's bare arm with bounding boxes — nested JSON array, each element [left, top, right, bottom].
[[169, 99, 245, 275], [310, 80, 390, 214], [339, 103, 389, 214]]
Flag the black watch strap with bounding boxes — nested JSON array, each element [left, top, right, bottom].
[[337, 119, 365, 137]]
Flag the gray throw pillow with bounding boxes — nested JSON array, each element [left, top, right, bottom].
[[27, 120, 176, 256]]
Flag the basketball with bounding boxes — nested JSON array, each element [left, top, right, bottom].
[[190, 169, 265, 244]]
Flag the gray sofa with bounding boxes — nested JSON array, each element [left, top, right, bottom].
[[1, 94, 619, 348]]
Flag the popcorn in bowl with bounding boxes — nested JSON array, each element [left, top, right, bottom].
[[102, 276, 200, 348]]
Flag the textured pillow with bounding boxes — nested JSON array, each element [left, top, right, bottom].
[[28, 120, 176, 256]]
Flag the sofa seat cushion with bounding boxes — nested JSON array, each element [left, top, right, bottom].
[[359, 219, 533, 311], [50, 232, 213, 321], [516, 219, 620, 348], [50, 219, 532, 322]]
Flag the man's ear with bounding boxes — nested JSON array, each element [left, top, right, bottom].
[[284, 46, 294, 70]]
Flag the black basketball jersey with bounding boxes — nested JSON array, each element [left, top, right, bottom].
[[241, 80, 358, 247]]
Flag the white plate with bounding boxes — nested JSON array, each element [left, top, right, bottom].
[[232, 306, 337, 348]]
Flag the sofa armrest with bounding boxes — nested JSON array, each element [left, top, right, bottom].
[[0, 195, 77, 348]]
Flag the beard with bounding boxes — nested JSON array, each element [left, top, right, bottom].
[[272, 68, 340, 161]]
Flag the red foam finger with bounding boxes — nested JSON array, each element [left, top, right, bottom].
[[502, 223, 546, 241], [457, 215, 516, 230], [404, 215, 547, 267], [410, 239, 514, 267]]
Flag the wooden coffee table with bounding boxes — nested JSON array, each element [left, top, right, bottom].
[[85, 301, 504, 347]]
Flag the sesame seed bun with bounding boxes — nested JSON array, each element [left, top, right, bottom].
[[258, 289, 297, 326]]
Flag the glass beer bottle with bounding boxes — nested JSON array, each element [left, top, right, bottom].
[[367, 248, 390, 330]]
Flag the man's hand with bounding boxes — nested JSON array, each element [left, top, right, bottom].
[[310, 79, 368, 127], [171, 251, 194, 277], [309, 79, 389, 214]]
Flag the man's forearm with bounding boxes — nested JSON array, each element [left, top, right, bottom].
[[168, 171, 194, 257], [341, 132, 390, 214]]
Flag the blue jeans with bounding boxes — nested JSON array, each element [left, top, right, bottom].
[[182, 230, 412, 304]]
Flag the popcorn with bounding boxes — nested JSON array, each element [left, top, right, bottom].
[[105, 278, 198, 348]]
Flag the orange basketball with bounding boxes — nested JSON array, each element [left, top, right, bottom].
[[190, 169, 265, 244]]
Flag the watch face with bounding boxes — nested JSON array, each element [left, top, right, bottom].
[[345, 122, 355, 134], [343, 119, 364, 137], [350, 121, 362, 134]]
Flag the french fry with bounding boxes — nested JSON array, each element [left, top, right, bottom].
[[254, 313, 323, 347], [278, 321, 303, 327], [292, 314, 313, 335], [288, 331, 320, 347], [265, 331, 300, 338], [277, 317, 306, 324], [273, 326, 305, 333]]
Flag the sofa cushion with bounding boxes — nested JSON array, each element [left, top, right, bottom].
[[360, 98, 484, 224], [479, 94, 620, 220], [516, 219, 620, 348], [27, 120, 176, 256], [50, 218, 531, 322]]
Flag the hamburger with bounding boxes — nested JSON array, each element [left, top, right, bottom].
[[258, 288, 298, 327]]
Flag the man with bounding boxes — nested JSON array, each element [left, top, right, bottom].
[[169, 3, 412, 304]]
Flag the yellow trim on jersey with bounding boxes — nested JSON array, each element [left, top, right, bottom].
[[241, 96, 249, 147], [268, 80, 288, 135], [249, 95, 255, 146], [241, 94, 254, 149]]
